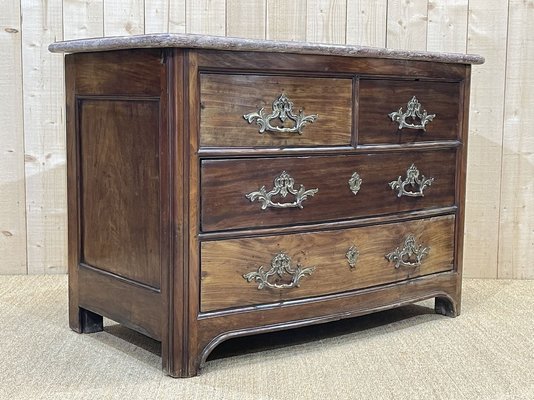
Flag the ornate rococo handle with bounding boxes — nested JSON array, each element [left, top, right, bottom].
[[243, 93, 318, 134], [389, 164, 434, 198], [389, 96, 436, 131], [385, 235, 430, 269], [246, 171, 318, 210], [243, 252, 315, 290]]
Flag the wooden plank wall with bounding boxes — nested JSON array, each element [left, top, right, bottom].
[[0, 0, 532, 279]]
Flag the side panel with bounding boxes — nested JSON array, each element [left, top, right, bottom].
[[67, 49, 169, 340], [80, 99, 161, 288]]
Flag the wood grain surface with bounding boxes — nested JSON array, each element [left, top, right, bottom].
[[201, 149, 457, 231], [78, 264, 162, 340], [358, 79, 461, 144], [0, 3, 26, 274], [200, 215, 455, 311], [72, 49, 163, 96], [498, 0, 534, 279], [22, 0, 65, 274], [80, 99, 161, 288], [200, 73, 353, 147], [196, 50, 467, 80]]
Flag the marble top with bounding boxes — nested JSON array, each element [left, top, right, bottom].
[[49, 33, 484, 65]]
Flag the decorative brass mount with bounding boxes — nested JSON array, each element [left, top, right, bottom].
[[245, 171, 318, 210], [385, 235, 430, 269], [243, 252, 315, 290], [389, 164, 434, 198], [243, 93, 318, 134], [389, 96, 435, 131]]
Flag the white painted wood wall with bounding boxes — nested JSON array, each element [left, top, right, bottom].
[[1, 0, 532, 279]]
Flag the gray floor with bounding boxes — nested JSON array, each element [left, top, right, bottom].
[[1, 275, 533, 399]]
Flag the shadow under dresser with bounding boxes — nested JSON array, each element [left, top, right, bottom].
[[49, 34, 484, 377]]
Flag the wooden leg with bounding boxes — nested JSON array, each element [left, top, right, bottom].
[[77, 307, 104, 333], [435, 296, 459, 318], [162, 345, 201, 378]]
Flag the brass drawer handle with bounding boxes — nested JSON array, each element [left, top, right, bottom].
[[243, 93, 318, 134], [246, 171, 318, 210], [385, 235, 429, 269], [389, 96, 436, 131], [389, 164, 434, 198], [243, 252, 315, 290], [346, 245, 359, 269], [348, 172, 362, 195]]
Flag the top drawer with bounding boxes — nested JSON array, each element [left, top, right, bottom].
[[358, 79, 461, 145], [199, 74, 353, 148]]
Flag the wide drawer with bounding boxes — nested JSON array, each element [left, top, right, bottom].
[[199, 73, 353, 147], [358, 79, 461, 144], [201, 149, 456, 232], [200, 215, 455, 312]]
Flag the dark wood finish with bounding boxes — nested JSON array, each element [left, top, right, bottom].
[[201, 149, 456, 232], [185, 50, 202, 377], [358, 79, 461, 144], [72, 49, 164, 96], [195, 271, 460, 370], [79, 99, 161, 288], [62, 45, 475, 378], [196, 50, 467, 80], [199, 206, 457, 240], [78, 264, 162, 339], [200, 74, 352, 147], [66, 49, 168, 345], [201, 215, 454, 311], [453, 66, 472, 316], [66, 54, 83, 333], [198, 140, 460, 157]]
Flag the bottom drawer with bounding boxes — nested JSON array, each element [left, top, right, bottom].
[[200, 215, 455, 312]]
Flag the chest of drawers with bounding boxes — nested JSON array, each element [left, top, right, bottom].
[[50, 34, 483, 377]]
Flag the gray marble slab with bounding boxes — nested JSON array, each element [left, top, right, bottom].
[[49, 33, 484, 65]]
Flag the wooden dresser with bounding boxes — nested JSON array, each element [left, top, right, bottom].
[[49, 34, 484, 377]]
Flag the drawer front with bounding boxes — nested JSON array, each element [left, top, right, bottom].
[[201, 149, 456, 232], [201, 215, 455, 312], [358, 79, 461, 144], [199, 74, 353, 147]]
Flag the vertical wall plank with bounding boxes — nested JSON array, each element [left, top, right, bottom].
[[104, 0, 144, 36], [227, 0, 266, 39], [306, 0, 347, 44], [463, 0, 509, 278], [186, 0, 226, 35], [266, 0, 306, 41], [145, 0, 186, 33], [498, 0, 534, 279], [63, 0, 104, 39], [169, 0, 186, 33], [346, 0, 387, 47], [426, 0, 467, 53], [387, 0, 428, 50], [0, 0, 27, 274], [22, 0, 66, 274], [145, 0, 169, 33]]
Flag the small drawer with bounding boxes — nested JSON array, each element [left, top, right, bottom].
[[358, 79, 461, 145], [199, 73, 353, 147], [200, 149, 456, 232], [200, 215, 455, 312]]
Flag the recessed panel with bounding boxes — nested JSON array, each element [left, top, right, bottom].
[[79, 99, 161, 288]]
